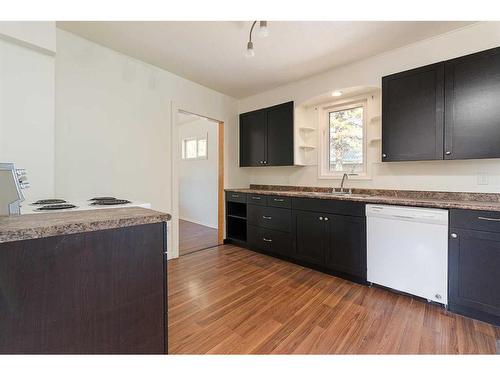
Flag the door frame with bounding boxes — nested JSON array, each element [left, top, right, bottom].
[[170, 101, 224, 259]]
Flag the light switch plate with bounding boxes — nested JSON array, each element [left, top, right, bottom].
[[477, 173, 489, 185]]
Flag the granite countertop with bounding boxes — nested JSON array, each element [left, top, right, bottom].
[[225, 185, 500, 213], [0, 207, 171, 244]]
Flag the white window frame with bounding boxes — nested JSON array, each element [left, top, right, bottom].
[[181, 134, 208, 160], [318, 98, 369, 179]]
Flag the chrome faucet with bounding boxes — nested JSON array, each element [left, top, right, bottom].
[[339, 173, 349, 193]]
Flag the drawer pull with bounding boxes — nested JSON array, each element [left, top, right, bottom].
[[252, 196, 262, 200], [263, 238, 273, 242], [262, 215, 272, 220], [273, 198, 284, 202], [231, 194, 239, 198], [478, 216, 500, 222], [451, 233, 458, 239]]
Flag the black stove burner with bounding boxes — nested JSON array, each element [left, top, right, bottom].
[[36, 204, 77, 211], [91, 199, 131, 206], [90, 197, 116, 201], [33, 199, 67, 205]]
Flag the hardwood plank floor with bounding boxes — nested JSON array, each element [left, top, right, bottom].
[[167, 245, 500, 354], [179, 219, 218, 256]]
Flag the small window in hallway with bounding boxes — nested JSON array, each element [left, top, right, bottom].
[[182, 134, 208, 160]]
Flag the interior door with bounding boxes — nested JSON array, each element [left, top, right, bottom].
[[444, 47, 500, 160], [266, 101, 294, 166], [293, 210, 325, 266], [239, 109, 267, 167], [382, 63, 444, 161]]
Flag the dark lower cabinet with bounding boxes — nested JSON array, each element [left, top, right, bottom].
[[449, 226, 500, 326], [0, 223, 167, 354], [293, 210, 327, 266], [248, 225, 292, 258], [325, 214, 367, 279]]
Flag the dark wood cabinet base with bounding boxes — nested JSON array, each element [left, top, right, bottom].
[[0, 223, 168, 354]]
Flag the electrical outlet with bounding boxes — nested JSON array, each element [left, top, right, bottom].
[[477, 173, 489, 185]]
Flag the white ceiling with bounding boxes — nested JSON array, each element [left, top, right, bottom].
[[57, 21, 473, 98]]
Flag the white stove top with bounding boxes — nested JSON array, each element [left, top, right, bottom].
[[20, 199, 151, 214]]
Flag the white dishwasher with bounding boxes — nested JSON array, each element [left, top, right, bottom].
[[366, 204, 448, 305]]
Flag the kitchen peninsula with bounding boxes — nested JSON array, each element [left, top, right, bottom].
[[0, 207, 170, 354]]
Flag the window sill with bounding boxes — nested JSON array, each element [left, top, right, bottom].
[[317, 174, 372, 181]]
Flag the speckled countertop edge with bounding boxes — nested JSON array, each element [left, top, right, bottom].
[[0, 207, 171, 244], [225, 188, 500, 213]]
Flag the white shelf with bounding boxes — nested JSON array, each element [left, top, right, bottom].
[[369, 138, 381, 143], [299, 126, 316, 131], [370, 115, 381, 123], [299, 145, 316, 150]]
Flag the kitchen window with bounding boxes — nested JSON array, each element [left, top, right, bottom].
[[181, 135, 208, 160], [319, 100, 367, 178]]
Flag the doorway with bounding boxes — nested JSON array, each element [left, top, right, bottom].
[[177, 110, 224, 256]]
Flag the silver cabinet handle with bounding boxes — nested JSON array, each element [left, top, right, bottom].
[[273, 198, 284, 202], [263, 161, 268, 164], [263, 238, 272, 242], [262, 216, 272, 220], [324, 217, 329, 221], [231, 194, 239, 198], [319, 217, 323, 221], [445, 151, 451, 155], [478, 216, 500, 222], [252, 196, 261, 200], [382, 153, 387, 158], [451, 233, 458, 239]]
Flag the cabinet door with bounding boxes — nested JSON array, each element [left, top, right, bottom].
[[444, 47, 500, 160], [266, 101, 294, 166], [239, 109, 267, 166], [449, 228, 500, 324], [324, 214, 366, 279], [293, 210, 326, 266], [382, 63, 444, 161]]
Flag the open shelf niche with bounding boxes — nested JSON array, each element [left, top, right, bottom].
[[294, 104, 318, 166]]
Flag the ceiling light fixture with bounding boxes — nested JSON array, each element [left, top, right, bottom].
[[245, 21, 269, 58], [331, 90, 343, 97]]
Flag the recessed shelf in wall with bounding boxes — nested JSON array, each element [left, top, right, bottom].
[[370, 115, 381, 123], [369, 138, 381, 143], [299, 145, 316, 150], [299, 126, 316, 131]]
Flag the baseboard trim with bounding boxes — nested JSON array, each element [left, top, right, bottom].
[[179, 216, 217, 229]]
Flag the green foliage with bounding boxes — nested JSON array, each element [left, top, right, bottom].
[[329, 106, 363, 171]]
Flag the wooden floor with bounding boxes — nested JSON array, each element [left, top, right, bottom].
[[168, 245, 500, 354], [179, 219, 218, 256]]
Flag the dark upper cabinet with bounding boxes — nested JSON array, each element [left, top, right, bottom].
[[382, 63, 444, 161], [444, 48, 500, 160], [239, 101, 294, 167], [239, 109, 267, 167], [324, 214, 366, 279], [382, 46, 500, 162], [293, 210, 326, 266]]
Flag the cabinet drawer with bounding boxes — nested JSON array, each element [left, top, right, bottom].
[[248, 205, 291, 232], [267, 195, 292, 208], [292, 197, 365, 217], [450, 209, 500, 233], [248, 225, 292, 256], [247, 194, 267, 206], [226, 191, 247, 203]]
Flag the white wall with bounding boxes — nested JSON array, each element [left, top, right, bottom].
[[0, 21, 56, 54], [179, 118, 218, 228], [238, 22, 500, 193], [0, 32, 55, 202]]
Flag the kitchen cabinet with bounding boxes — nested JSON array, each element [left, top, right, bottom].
[[444, 47, 500, 160], [449, 209, 500, 326], [239, 101, 294, 167], [382, 63, 444, 161], [382, 46, 500, 162], [293, 210, 327, 266], [325, 214, 366, 279], [239, 109, 267, 167]]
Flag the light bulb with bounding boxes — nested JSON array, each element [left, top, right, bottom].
[[331, 90, 343, 97], [245, 41, 255, 58], [258, 21, 269, 38]]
